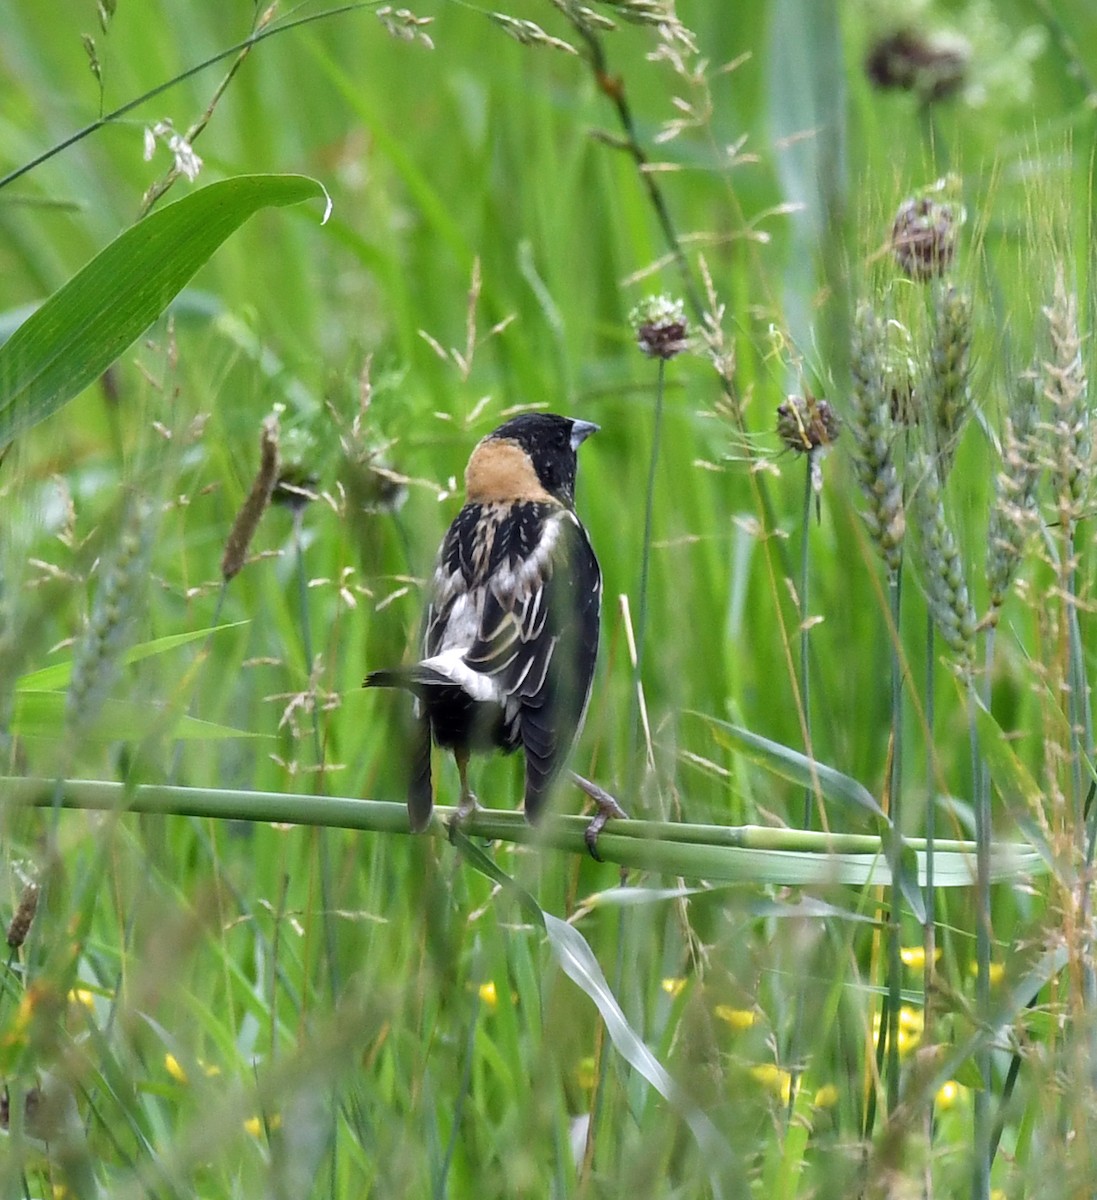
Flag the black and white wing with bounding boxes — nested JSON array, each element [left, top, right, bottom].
[[423, 500, 601, 819]]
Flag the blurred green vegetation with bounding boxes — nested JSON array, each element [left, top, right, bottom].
[[3, 0, 1097, 1195]]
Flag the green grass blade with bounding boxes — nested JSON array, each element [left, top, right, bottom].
[[692, 714, 888, 821], [452, 832, 734, 1174], [0, 174, 330, 449], [10, 695, 262, 742], [15, 623, 248, 691], [542, 912, 734, 1175]]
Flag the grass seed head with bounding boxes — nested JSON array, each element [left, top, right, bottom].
[[986, 373, 1042, 621], [891, 193, 958, 281], [776, 390, 840, 455], [221, 412, 281, 582], [927, 284, 973, 473], [66, 496, 155, 734], [865, 28, 970, 102], [849, 303, 906, 576], [630, 293, 689, 359], [911, 450, 976, 664], [1042, 266, 1091, 516], [6, 882, 39, 950]]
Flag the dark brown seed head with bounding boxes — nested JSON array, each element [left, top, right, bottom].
[[891, 195, 957, 281], [6, 882, 39, 949], [221, 413, 280, 582], [865, 28, 969, 102], [630, 295, 689, 360], [777, 391, 840, 454], [271, 466, 319, 513]]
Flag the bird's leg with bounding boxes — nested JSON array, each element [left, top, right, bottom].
[[569, 770, 628, 861], [448, 748, 480, 839]]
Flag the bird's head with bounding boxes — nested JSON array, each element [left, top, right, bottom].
[[464, 413, 598, 507]]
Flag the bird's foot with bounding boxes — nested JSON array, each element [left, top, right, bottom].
[[447, 790, 481, 842], [569, 771, 628, 862]]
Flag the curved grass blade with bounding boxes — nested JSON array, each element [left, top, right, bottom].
[[15, 623, 248, 692], [691, 713, 887, 821], [11, 693, 261, 742], [0, 174, 330, 450], [969, 690, 1061, 878], [449, 832, 735, 1178]]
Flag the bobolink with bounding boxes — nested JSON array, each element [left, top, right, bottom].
[[366, 413, 626, 850]]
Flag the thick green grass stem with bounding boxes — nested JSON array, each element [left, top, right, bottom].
[[0, 776, 1040, 885]]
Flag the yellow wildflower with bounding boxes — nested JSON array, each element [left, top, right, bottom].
[[749, 1064, 792, 1105], [814, 1084, 839, 1108], [577, 1056, 597, 1091], [936, 1080, 967, 1109], [164, 1054, 188, 1085], [899, 946, 941, 969], [244, 1113, 282, 1138], [714, 1006, 756, 1030]]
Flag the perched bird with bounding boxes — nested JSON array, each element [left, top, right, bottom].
[[365, 413, 626, 851]]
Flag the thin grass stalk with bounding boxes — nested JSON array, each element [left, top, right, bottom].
[[635, 356, 666, 684], [436, 987, 480, 1200], [968, 680, 991, 1200], [800, 458, 813, 830], [581, 911, 624, 1186], [922, 612, 936, 1197], [885, 573, 904, 1115], [290, 505, 341, 1004], [0, 3, 373, 191], [786, 455, 816, 1126], [575, 18, 801, 633]]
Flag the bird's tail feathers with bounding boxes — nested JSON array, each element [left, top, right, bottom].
[[364, 664, 451, 692]]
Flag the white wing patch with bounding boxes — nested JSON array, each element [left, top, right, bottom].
[[418, 647, 504, 702]]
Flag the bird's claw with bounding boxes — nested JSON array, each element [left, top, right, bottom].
[[570, 771, 628, 861], [447, 791, 480, 842]]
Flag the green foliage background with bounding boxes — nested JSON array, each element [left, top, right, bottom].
[[2, 0, 1097, 1196]]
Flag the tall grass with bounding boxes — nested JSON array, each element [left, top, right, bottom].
[[2, 1, 1097, 1195]]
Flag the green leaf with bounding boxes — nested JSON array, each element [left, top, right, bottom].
[[692, 714, 887, 821], [542, 914, 734, 1171], [451, 833, 735, 1175], [969, 692, 1060, 876], [0, 174, 330, 450], [11, 693, 260, 742], [15, 623, 248, 692]]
